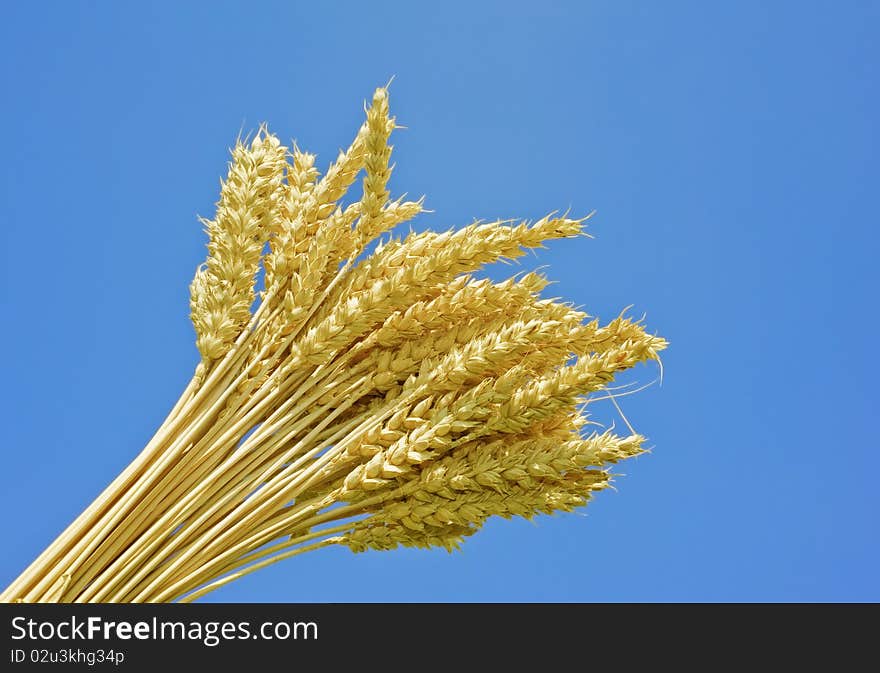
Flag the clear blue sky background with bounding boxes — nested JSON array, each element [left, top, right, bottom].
[[1, 2, 877, 602]]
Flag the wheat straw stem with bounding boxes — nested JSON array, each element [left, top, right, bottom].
[[177, 538, 341, 604], [84, 381, 367, 603]]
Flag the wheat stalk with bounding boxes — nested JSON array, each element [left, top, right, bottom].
[[0, 86, 666, 603]]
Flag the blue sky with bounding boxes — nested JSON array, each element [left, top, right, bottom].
[[1, 2, 877, 602]]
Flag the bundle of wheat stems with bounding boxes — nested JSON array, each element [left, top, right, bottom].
[[1, 86, 665, 603]]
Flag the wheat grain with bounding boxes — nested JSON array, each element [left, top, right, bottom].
[[1, 85, 665, 604], [190, 131, 287, 361]]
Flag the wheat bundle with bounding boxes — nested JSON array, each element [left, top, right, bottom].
[[1, 87, 666, 603]]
